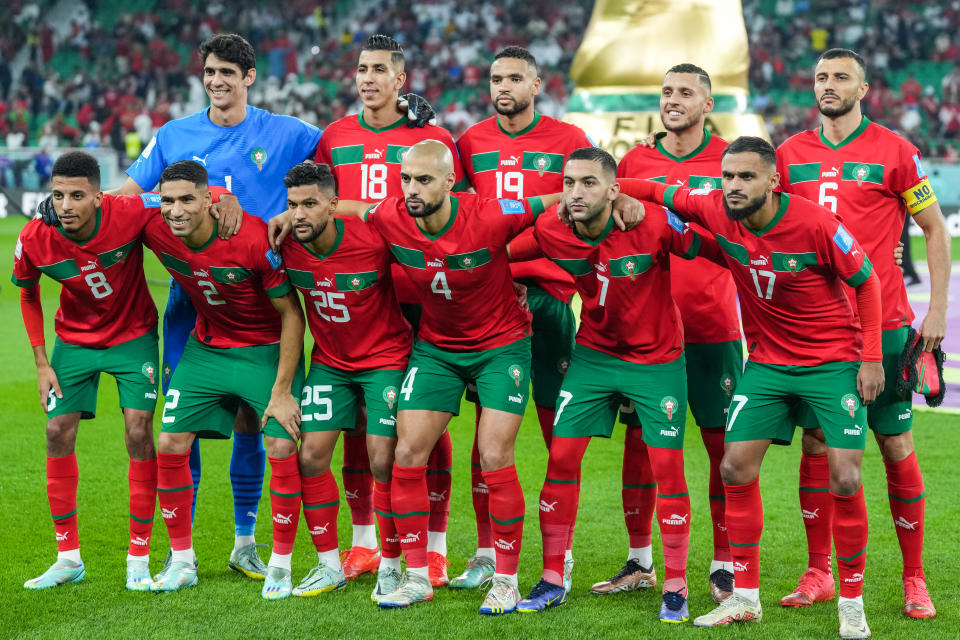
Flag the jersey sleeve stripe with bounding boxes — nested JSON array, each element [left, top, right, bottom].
[[680, 232, 701, 260], [10, 274, 39, 288], [526, 196, 545, 217], [663, 185, 680, 210], [265, 280, 293, 298], [843, 256, 873, 288]]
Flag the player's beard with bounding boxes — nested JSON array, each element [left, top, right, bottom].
[[723, 191, 768, 221], [568, 198, 607, 226], [818, 92, 857, 118], [294, 219, 328, 243], [495, 95, 532, 117], [661, 109, 701, 133], [404, 196, 444, 218]]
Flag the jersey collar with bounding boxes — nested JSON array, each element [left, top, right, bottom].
[[743, 193, 789, 236], [818, 116, 870, 150], [56, 208, 102, 245], [358, 110, 407, 133], [496, 110, 541, 138], [417, 195, 459, 241], [185, 220, 219, 252], [576, 212, 615, 246], [654, 128, 712, 162], [303, 217, 344, 260]]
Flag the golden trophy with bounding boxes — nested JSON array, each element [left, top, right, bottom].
[[563, 0, 768, 159]]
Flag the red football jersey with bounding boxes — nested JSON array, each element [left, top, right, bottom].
[[534, 204, 704, 364], [458, 112, 593, 302], [315, 112, 467, 304], [12, 193, 159, 347], [651, 184, 872, 366], [617, 130, 741, 343], [281, 216, 411, 370], [142, 214, 291, 348], [777, 118, 936, 331], [364, 193, 544, 350]]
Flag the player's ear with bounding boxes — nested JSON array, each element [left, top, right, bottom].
[[703, 95, 715, 115], [204, 188, 213, 208], [608, 177, 621, 200], [444, 170, 456, 191], [244, 67, 256, 88], [769, 170, 781, 192], [857, 81, 869, 102], [93, 190, 103, 208], [532, 75, 542, 97]]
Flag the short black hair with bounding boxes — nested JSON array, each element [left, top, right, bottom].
[[817, 48, 867, 79], [52, 151, 101, 189], [199, 33, 256, 75], [721, 136, 777, 169], [160, 160, 209, 188], [361, 34, 405, 69], [666, 63, 712, 93], [494, 46, 539, 76], [284, 162, 337, 195], [566, 146, 617, 180]]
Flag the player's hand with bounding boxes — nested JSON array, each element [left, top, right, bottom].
[[894, 241, 904, 266], [37, 364, 62, 413], [857, 361, 885, 405], [639, 131, 660, 148], [918, 309, 946, 352], [267, 210, 294, 253], [556, 198, 575, 231], [612, 194, 645, 231], [211, 194, 243, 239], [262, 390, 302, 441], [513, 281, 529, 312], [398, 93, 437, 128], [37, 194, 60, 226]]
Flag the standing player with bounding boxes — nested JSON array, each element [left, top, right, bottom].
[[14, 152, 160, 591], [777, 48, 949, 619], [517, 147, 704, 623], [454, 46, 592, 591], [279, 162, 413, 602], [609, 63, 741, 602], [622, 137, 884, 639], [313, 34, 464, 584], [143, 161, 306, 595]]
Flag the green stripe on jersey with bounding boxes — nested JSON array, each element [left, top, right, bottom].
[[471, 151, 499, 173], [265, 280, 292, 298], [550, 257, 593, 277], [211, 266, 252, 284], [390, 244, 425, 269], [98, 239, 137, 269], [159, 252, 192, 277], [609, 254, 652, 278], [771, 251, 818, 274], [386, 144, 409, 164], [37, 259, 80, 281], [522, 151, 564, 174], [649, 176, 667, 183], [843, 256, 873, 288], [788, 162, 821, 184], [842, 162, 885, 185], [10, 274, 39, 287], [447, 248, 491, 271], [330, 145, 363, 166], [286, 268, 315, 289], [335, 270, 378, 291], [688, 175, 721, 190], [715, 235, 749, 265]]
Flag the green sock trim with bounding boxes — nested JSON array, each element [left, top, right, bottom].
[[489, 513, 524, 525], [392, 509, 430, 519], [888, 491, 925, 503], [129, 513, 154, 524], [426, 468, 453, 475], [623, 482, 657, 490], [471, 462, 481, 468], [728, 540, 760, 547], [341, 467, 371, 474], [837, 547, 867, 562], [303, 500, 339, 509], [545, 477, 577, 485], [51, 508, 78, 520], [708, 494, 726, 502], [158, 484, 193, 493], [269, 489, 302, 498], [374, 508, 394, 518], [656, 492, 690, 499], [799, 486, 829, 493]]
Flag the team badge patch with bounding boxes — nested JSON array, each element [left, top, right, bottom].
[[840, 393, 860, 418], [350, 276, 364, 291], [833, 224, 853, 254], [533, 154, 549, 177], [498, 199, 525, 215], [853, 164, 870, 186], [460, 256, 475, 272], [251, 147, 268, 171], [557, 358, 570, 375], [140, 193, 162, 208], [507, 364, 523, 388], [265, 249, 283, 269], [624, 258, 639, 280], [382, 386, 398, 410], [162, 363, 173, 385], [784, 255, 799, 276], [141, 362, 156, 385], [720, 374, 735, 398], [660, 396, 679, 421]]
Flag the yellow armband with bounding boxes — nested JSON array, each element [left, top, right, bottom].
[[901, 177, 937, 215]]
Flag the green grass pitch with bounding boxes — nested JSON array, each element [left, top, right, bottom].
[[0, 216, 957, 639]]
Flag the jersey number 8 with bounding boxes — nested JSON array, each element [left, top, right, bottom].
[[84, 272, 114, 299]]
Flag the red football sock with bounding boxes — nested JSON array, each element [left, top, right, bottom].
[[536, 405, 555, 450], [622, 426, 656, 548], [799, 451, 833, 573], [483, 464, 525, 576], [268, 454, 301, 556], [157, 452, 193, 551], [648, 446, 690, 585], [885, 452, 925, 579], [540, 436, 589, 585], [724, 478, 763, 590], [342, 431, 374, 528], [301, 470, 339, 553], [391, 463, 429, 569], [427, 429, 452, 533], [374, 480, 400, 559], [700, 428, 730, 562], [832, 488, 868, 598], [470, 427, 493, 549], [47, 454, 80, 552], [128, 457, 157, 556]]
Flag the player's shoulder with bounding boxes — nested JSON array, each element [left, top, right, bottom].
[[250, 105, 319, 133], [420, 122, 457, 142], [863, 119, 917, 153], [16, 217, 46, 243], [460, 115, 498, 140], [537, 113, 585, 135], [703, 131, 729, 155], [103, 192, 161, 213], [322, 113, 360, 137], [777, 127, 820, 154], [156, 109, 211, 135], [783, 191, 835, 225], [620, 141, 659, 165]]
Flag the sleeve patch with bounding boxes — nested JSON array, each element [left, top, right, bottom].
[[665, 209, 685, 233], [141, 136, 157, 159], [912, 153, 926, 178], [498, 199, 526, 215], [140, 192, 162, 208], [833, 224, 853, 254], [265, 249, 283, 269], [901, 177, 937, 215], [14, 237, 23, 260]]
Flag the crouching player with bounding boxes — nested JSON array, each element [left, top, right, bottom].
[[279, 162, 413, 601], [143, 161, 306, 594]]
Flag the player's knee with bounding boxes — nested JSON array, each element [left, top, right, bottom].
[[158, 432, 192, 455], [393, 439, 430, 468], [718, 454, 751, 485], [875, 432, 914, 462], [297, 447, 331, 477], [830, 471, 862, 497], [478, 446, 512, 472], [124, 410, 154, 443], [368, 449, 394, 483], [45, 416, 78, 455], [266, 436, 297, 460], [800, 429, 827, 454]]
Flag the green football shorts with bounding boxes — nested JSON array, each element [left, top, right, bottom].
[[298, 363, 404, 438], [399, 337, 532, 416], [553, 345, 687, 449], [47, 328, 159, 419], [726, 360, 868, 450], [684, 340, 743, 428], [161, 336, 304, 439], [525, 281, 576, 407]]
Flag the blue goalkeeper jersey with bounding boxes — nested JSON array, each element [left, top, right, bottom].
[[126, 105, 323, 221]]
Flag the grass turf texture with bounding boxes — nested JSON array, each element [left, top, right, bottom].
[[0, 215, 957, 639]]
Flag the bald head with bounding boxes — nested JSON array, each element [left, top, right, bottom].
[[402, 139, 454, 175], [400, 139, 456, 218]]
